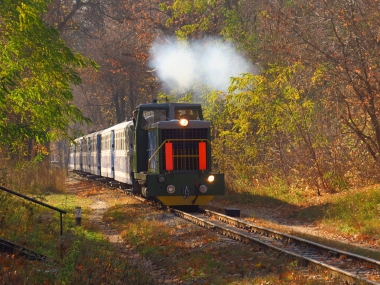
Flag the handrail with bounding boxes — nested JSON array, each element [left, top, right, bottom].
[[147, 138, 225, 173], [0, 185, 66, 236]]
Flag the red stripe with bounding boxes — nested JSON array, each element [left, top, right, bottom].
[[165, 142, 173, 170], [198, 142, 207, 170]]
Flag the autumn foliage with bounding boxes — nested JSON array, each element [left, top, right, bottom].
[[163, 0, 380, 194], [46, 0, 380, 194]]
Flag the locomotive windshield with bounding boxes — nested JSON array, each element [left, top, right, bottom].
[[175, 109, 199, 120], [142, 109, 167, 128]]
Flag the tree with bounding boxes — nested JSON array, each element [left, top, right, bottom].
[[165, 0, 373, 191], [250, 0, 380, 184], [0, 0, 96, 153], [43, 0, 176, 129]]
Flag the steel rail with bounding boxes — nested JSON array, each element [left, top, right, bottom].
[[0, 238, 49, 261], [171, 208, 380, 285]]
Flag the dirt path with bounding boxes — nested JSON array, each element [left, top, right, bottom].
[[66, 176, 182, 284]]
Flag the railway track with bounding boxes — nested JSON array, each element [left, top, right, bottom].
[[74, 172, 380, 284], [0, 238, 49, 261], [171, 208, 380, 285]]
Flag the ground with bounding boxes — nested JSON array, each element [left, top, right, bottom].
[[66, 176, 380, 284], [206, 196, 380, 255]]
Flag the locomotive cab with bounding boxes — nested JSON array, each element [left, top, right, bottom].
[[133, 102, 225, 206]]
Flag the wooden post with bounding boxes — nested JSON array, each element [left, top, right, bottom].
[[75, 207, 82, 226]]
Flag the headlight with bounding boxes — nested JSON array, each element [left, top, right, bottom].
[[199, 185, 207, 193], [179, 118, 189, 127], [158, 175, 166, 183], [207, 175, 215, 182], [166, 185, 175, 194]]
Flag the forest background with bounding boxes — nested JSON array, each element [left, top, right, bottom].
[[2, 0, 380, 196]]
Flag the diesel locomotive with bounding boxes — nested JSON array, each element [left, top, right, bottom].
[[68, 102, 225, 206]]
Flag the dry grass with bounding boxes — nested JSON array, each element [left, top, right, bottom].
[[0, 156, 66, 195]]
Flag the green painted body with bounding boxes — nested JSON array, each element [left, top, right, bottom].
[[132, 102, 225, 205]]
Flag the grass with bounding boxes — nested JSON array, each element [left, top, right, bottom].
[[225, 175, 380, 237], [324, 187, 380, 237], [0, 159, 156, 285], [0, 192, 157, 284], [0, 225, 156, 285], [56, 226, 155, 285]]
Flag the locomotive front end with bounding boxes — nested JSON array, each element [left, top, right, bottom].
[[134, 103, 225, 206]]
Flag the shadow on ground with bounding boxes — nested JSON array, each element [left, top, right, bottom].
[[210, 192, 332, 226]]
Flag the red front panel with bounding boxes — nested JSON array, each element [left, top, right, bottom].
[[165, 142, 173, 171], [198, 142, 207, 170]]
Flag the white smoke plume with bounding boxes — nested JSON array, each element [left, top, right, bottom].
[[149, 37, 254, 93]]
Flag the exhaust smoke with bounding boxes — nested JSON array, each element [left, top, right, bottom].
[[149, 37, 254, 93]]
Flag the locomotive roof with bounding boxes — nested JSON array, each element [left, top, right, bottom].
[[136, 102, 204, 121], [136, 102, 202, 109]]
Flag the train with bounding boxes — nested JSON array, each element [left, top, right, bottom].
[[68, 101, 225, 207]]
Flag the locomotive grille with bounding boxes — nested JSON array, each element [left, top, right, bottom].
[[161, 128, 208, 171]]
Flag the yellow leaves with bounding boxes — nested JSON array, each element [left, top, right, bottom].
[[15, 3, 40, 32], [34, 144, 49, 155], [283, 85, 300, 101], [159, 3, 169, 12], [15, 3, 36, 31], [312, 64, 327, 85], [254, 261, 265, 269], [17, 5, 26, 31], [261, 10, 270, 18]]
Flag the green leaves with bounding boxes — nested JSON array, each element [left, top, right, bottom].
[[226, 63, 314, 139], [163, 0, 222, 38], [203, 62, 323, 184], [0, 0, 96, 148]]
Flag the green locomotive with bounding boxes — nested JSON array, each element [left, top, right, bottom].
[[132, 102, 224, 206]]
